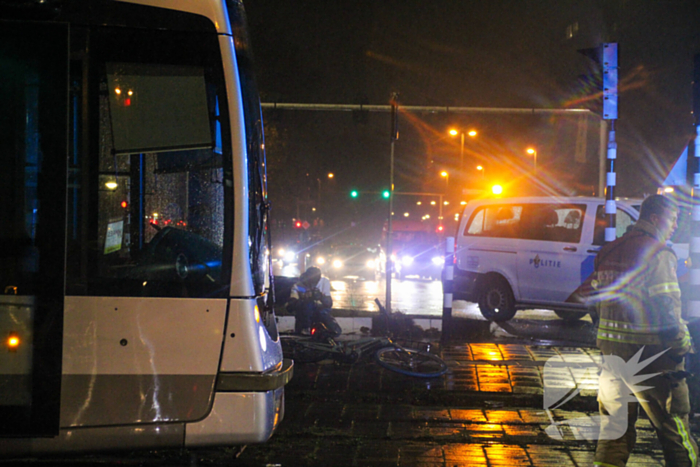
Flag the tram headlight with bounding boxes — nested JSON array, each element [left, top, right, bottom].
[[284, 251, 296, 263], [401, 255, 414, 266], [277, 248, 285, 258], [316, 256, 326, 265], [366, 259, 376, 268], [332, 259, 343, 269], [259, 326, 267, 352], [431, 256, 445, 265]]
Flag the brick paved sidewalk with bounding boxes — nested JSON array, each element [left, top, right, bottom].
[[293, 342, 602, 400], [238, 402, 667, 466], [234, 341, 697, 466]]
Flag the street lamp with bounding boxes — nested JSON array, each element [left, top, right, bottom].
[[440, 171, 449, 189], [526, 148, 537, 175], [449, 128, 477, 173], [476, 165, 485, 178]]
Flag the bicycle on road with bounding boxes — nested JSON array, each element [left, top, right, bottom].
[[280, 300, 448, 378]]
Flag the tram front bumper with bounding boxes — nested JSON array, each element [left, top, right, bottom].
[[184, 359, 293, 446], [214, 358, 294, 391]]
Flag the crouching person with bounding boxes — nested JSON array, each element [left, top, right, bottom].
[[287, 266, 332, 335]]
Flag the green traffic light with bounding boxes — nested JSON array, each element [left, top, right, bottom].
[[350, 190, 359, 198], [382, 190, 390, 199]]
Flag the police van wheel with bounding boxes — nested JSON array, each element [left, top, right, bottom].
[[554, 310, 587, 321], [478, 278, 516, 322]]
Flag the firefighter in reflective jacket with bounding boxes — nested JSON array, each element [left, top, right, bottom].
[[593, 195, 697, 467]]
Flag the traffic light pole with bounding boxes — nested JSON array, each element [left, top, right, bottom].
[[385, 94, 399, 314]]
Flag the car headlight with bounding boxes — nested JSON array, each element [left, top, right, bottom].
[[366, 259, 375, 268], [284, 251, 296, 263], [401, 255, 414, 266], [431, 256, 445, 265], [390, 254, 397, 262], [277, 248, 286, 257], [316, 256, 326, 265], [332, 259, 343, 269]]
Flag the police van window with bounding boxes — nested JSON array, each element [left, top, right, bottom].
[[593, 206, 634, 246], [521, 204, 586, 243], [465, 205, 523, 238]]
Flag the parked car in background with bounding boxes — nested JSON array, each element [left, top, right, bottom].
[[322, 245, 379, 280], [388, 241, 444, 280], [377, 220, 444, 280], [275, 244, 300, 266]]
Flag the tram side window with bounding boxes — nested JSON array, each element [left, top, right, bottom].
[[66, 31, 231, 298]]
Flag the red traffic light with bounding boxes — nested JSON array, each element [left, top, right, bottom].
[[294, 220, 302, 229], [436, 225, 444, 233], [121, 200, 128, 208]]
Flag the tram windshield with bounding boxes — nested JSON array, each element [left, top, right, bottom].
[[65, 24, 233, 298]]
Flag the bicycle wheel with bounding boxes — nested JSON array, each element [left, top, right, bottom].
[[375, 346, 448, 378], [281, 339, 329, 364]]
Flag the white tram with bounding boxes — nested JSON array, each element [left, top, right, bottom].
[[0, 0, 291, 454]]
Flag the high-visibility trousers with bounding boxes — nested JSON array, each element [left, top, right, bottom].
[[594, 346, 698, 467]]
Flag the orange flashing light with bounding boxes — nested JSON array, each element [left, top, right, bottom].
[[7, 334, 20, 350]]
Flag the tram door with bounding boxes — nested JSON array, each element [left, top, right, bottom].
[[0, 22, 68, 436]]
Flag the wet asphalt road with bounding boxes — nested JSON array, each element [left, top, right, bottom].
[[275, 260, 597, 347]]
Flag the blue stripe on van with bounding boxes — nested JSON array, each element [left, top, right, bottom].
[[581, 254, 596, 284]]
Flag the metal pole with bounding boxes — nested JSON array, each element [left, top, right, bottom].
[[604, 123, 617, 242], [598, 119, 608, 196], [460, 132, 465, 174], [686, 53, 700, 411], [688, 124, 700, 327], [441, 237, 454, 343], [261, 102, 593, 116], [602, 43, 618, 242], [385, 94, 399, 314], [534, 150, 537, 176]]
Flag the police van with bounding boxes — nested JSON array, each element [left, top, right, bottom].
[[454, 197, 648, 322]]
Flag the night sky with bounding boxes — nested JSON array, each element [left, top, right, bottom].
[[244, 0, 700, 240]]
